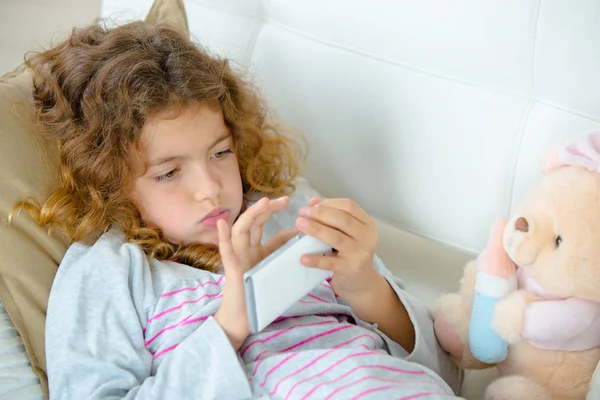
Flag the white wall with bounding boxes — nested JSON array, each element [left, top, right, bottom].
[[0, 0, 101, 74]]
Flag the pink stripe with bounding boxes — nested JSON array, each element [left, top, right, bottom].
[[283, 351, 378, 400], [160, 276, 224, 298], [333, 334, 378, 350], [350, 384, 406, 400], [320, 282, 339, 298], [251, 359, 265, 378], [260, 353, 300, 387], [271, 314, 342, 324], [272, 314, 336, 324], [147, 292, 222, 323], [151, 314, 226, 361], [152, 343, 178, 360], [306, 294, 329, 303], [241, 319, 338, 357], [399, 393, 438, 400], [263, 324, 381, 396], [144, 315, 212, 347], [256, 325, 354, 362], [314, 366, 425, 400], [272, 315, 308, 324], [268, 349, 338, 396], [273, 316, 294, 324], [145, 314, 193, 346], [181, 315, 210, 326]]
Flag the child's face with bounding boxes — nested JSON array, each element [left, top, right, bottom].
[[130, 104, 243, 246]]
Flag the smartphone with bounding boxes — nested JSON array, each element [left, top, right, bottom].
[[243, 233, 334, 334]]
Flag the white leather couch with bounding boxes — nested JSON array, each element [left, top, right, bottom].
[[100, 1, 600, 398]]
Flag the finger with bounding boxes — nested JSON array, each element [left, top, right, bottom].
[[296, 217, 356, 254], [298, 206, 374, 245], [308, 196, 321, 207], [249, 224, 264, 247], [236, 197, 272, 227], [232, 197, 269, 249], [249, 197, 290, 246], [217, 219, 242, 277], [300, 253, 340, 272], [264, 228, 299, 253], [315, 198, 372, 226]]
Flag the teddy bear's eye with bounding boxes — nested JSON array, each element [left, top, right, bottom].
[[555, 235, 563, 247]]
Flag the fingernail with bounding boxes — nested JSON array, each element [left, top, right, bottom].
[[298, 207, 309, 216], [296, 217, 309, 228], [301, 255, 313, 266]]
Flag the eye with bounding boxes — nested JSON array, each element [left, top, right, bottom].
[[212, 149, 233, 160], [555, 235, 563, 247], [156, 167, 180, 182]]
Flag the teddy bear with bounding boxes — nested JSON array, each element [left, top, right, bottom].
[[433, 131, 600, 400]]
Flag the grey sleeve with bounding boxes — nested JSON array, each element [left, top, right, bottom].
[[372, 255, 463, 393], [46, 236, 251, 400]]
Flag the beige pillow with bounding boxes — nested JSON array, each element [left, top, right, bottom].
[[0, 1, 189, 398]]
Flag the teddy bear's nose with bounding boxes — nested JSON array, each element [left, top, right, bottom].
[[515, 217, 529, 233]]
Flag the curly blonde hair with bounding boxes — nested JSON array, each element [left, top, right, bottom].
[[14, 21, 304, 272]]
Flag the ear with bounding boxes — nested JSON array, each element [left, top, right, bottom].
[[543, 131, 600, 174], [544, 150, 565, 174], [561, 131, 600, 173]]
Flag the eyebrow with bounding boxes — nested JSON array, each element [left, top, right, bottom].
[[148, 133, 232, 167]]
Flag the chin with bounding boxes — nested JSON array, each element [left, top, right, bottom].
[[199, 232, 219, 247], [204, 238, 219, 247], [167, 232, 219, 248]]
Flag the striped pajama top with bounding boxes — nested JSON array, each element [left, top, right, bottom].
[[46, 196, 462, 400]]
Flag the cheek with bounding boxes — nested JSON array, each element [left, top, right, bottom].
[[505, 230, 532, 263], [506, 230, 551, 266], [156, 191, 188, 212], [135, 187, 190, 226], [532, 249, 579, 297], [223, 157, 243, 189]]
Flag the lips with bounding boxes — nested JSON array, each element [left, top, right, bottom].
[[200, 208, 230, 228]]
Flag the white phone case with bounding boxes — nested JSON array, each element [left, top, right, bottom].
[[243, 234, 334, 334]]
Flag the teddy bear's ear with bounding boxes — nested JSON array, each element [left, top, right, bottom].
[[544, 131, 600, 174], [544, 150, 565, 174]]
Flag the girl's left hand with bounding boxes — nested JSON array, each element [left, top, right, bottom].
[[295, 197, 381, 298]]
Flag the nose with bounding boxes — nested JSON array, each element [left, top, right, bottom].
[[192, 166, 221, 202], [515, 217, 529, 233]]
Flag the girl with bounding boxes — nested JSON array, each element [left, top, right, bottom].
[[17, 20, 462, 399]]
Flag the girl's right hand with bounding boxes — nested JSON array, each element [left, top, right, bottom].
[[214, 196, 297, 350]]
